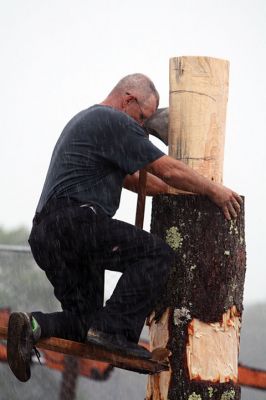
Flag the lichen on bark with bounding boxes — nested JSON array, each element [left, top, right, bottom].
[[165, 226, 183, 250]]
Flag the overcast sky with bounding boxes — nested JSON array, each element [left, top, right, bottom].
[[0, 0, 265, 304]]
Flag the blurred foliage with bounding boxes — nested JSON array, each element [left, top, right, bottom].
[[0, 226, 29, 245]]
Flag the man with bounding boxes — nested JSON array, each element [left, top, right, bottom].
[[7, 73, 242, 382]]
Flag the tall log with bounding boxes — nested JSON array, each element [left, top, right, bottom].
[[147, 57, 246, 400], [168, 56, 229, 187]]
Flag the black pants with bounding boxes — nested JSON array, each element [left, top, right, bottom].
[[28, 200, 173, 343]]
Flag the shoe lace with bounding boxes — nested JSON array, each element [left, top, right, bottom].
[[33, 346, 42, 365]]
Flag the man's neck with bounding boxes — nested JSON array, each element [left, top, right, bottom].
[[100, 96, 123, 111]]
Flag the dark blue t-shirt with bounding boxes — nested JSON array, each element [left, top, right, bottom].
[[36, 105, 164, 217]]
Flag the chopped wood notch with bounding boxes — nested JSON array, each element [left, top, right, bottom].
[[0, 326, 168, 375]]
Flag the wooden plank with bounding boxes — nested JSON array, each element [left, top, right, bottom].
[[3, 324, 266, 390], [0, 326, 7, 339], [0, 325, 168, 375], [238, 364, 266, 390]]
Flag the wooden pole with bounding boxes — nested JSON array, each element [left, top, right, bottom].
[[168, 56, 229, 187], [135, 168, 148, 228], [59, 355, 79, 400], [146, 56, 246, 400]]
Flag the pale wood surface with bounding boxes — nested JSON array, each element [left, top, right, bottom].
[[168, 56, 229, 190], [146, 309, 171, 400], [186, 308, 240, 383]]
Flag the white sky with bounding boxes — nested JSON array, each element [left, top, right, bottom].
[[0, 0, 265, 304]]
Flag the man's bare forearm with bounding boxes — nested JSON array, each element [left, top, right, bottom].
[[146, 156, 214, 196], [162, 160, 215, 196], [146, 155, 242, 220]]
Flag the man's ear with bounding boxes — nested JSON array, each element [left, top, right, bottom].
[[125, 93, 135, 104], [122, 93, 135, 109]]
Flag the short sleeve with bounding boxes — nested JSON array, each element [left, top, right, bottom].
[[100, 108, 165, 174]]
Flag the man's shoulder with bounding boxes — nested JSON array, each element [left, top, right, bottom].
[[66, 105, 146, 142], [74, 104, 143, 125], [92, 105, 146, 134], [84, 104, 122, 117], [90, 105, 133, 123], [62, 105, 123, 132]]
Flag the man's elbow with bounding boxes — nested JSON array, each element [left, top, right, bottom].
[[123, 173, 139, 193], [146, 155, 178, 185]]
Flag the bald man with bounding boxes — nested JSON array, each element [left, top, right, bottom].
[[7, 74, 242, 382]]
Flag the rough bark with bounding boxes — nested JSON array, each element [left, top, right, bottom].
[[147, 194, 246, 400]]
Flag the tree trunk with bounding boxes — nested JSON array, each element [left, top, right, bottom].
[[147, 56, 246, 400], [147, 194, 246, 400]]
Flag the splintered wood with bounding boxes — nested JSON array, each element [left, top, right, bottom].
[[187, 307, 241, 383], [146, 309, 171, 400]]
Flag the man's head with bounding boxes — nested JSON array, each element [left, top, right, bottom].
[[101, 73, 159, 125]]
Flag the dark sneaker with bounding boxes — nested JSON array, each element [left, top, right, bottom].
[[87, 328, 151, 359], [7, 312, 41, 382]]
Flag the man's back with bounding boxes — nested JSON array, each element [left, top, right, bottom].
[[36, 105, 163, 216]]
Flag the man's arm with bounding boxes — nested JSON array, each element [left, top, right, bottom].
[[146, 155, 242, 220], [123, 171, 169, 196]]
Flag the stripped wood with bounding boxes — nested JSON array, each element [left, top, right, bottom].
[[168, 56, 229, 190]]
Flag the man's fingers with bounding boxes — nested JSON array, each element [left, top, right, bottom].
[[233, 192, 243, 206], [232, 198, 241, 210], [231, 198, 242, 217], [223, 205, 231, 220], [227, 202, 238, 219], [211, 185, 242, 220]]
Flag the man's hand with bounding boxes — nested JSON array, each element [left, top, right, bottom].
[[207, 183, 243, 220]]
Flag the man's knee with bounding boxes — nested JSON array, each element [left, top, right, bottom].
[[156, 236, 174, 258], [153, 237, 175, 274]]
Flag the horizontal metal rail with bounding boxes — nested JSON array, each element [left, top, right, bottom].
[[0, 244, 31, 253]]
